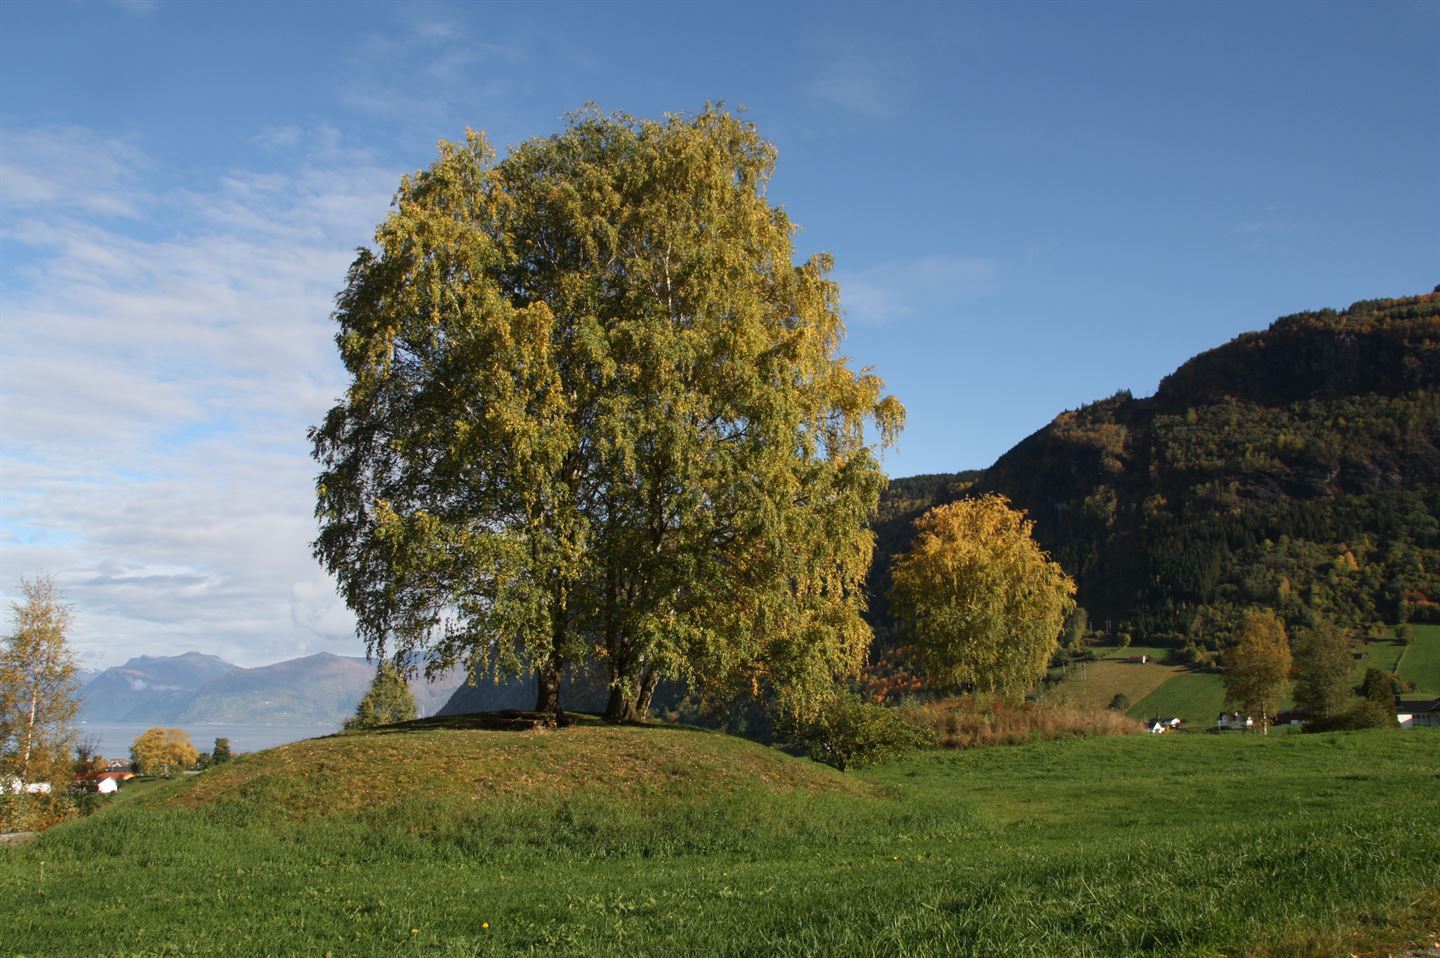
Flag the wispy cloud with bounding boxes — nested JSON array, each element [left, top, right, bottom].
[[0, 124, 399, 668], [112, 0, 159, 16], [0, 126, 149, 218], [1234, 219, 1292, 236], [1233, 203, 1293, 237], [835, 254, 1000, 325], [803, 38, 910, 118], [338, 16, 526, 123]]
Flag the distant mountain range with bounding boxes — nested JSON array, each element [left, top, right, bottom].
[[79, 651, 465, 725], [869, 290, 1440, 654]]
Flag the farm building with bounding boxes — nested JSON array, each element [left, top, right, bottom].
[[1395, 698, 1440, 728]]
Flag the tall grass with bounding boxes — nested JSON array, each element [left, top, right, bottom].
[[1, 724, 1435, 957], [905, 695, 1143, 748]]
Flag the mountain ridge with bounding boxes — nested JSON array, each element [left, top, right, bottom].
[[871, 290, 1440, 655], [80, 650, 464, 725]]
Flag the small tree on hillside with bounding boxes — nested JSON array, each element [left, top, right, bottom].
[[130, 728, 198, 777], [1291, 620, 1354, 725], [1351, 667, 1399, 728], [0, 576, 80, 783], [211, 737, 232, 764], [345, 664, 417, 729], [889, 495, 1077, 700], [73, 734, 105, 776], [1062, 607, 1089, 650], [1220, 610, 1292, 735]]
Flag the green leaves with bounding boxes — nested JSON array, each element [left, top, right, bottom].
[[313, 106, 901, 719], [344, 664, 417, 730]]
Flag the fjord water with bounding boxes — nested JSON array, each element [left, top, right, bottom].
[[78, 723, 336, 760]]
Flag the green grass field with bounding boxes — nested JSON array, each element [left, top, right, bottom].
[[1397, 624, 1440, 696], [1056, 624, 1440, 731], [1047, 658, 1183, 711], [1353, 637, 1407, 684], [1126, 669, 1227, 726], [2, 719, 1437, 956]]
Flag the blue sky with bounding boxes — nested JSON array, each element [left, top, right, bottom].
[[2, 0, 1436, 668]]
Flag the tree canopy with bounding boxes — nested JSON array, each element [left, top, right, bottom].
[[888, 495, 1076, 699], [1290, 620, 1353, 724], [1221, 609, 1293, 734], [0, 576, 79, 783], [130, 727, 198, 778], [345, 664, 418, 729], [312, 106, 902, 722]]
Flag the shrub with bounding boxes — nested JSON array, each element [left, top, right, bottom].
[[0, 791, 77, 833], [1307, 700, 1396, 732], [904, 697, 1143, 750], [781, 693, 934, 772], [1108, 693, 1131, 712]]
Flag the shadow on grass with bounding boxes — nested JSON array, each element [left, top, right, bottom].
[[350, 710, 711, 736]]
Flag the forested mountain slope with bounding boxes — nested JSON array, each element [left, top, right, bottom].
[[872, 290, 1440, 655]]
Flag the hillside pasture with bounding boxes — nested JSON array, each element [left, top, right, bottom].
[[1127, 670, 1228, 727], [2, 721, 1437, 956], [1047, 656, 1183, 712], [1397, 624, 1440, 696], [1352, 637, 1407, 684]]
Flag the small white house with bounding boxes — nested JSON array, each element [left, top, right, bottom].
[[1216, 711, 1253, 731], [96, 777, 119, 795], [1147, 717, 1182, 734]]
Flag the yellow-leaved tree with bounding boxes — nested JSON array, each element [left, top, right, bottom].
[[1221, 609, 1292, 735], [0, 575, 80, 785], [130, 728, 198, 777], [889, 495, 1076, 700]]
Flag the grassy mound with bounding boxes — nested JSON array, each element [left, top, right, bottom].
[[2, 722, 1437, 956], [169, 714, 863, 823]]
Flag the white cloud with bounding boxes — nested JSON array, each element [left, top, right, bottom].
[[1234, 218, 1291, 236], [835, 254, 1000, 325], [803, 38, 910, 118], [0, 124, 400, 668], [0, 126, 149, 218], [111, 0, 159, 16], [338, 17, 526, 123]]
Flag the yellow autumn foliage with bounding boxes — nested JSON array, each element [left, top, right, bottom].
[[889, 495, 1075, 700]]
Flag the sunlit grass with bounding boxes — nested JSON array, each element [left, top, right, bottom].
[[2, 721, 1436, 956], [1397, 624, 1440, 696]]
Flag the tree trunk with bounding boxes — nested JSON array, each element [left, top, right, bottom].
[[604, 666, 659, 723], [635, 669, 660, 717], [604, 684, 633, 723], [535, 585, 567, 720], [535, 658, 562, 717], [21, 684, 38, 781]]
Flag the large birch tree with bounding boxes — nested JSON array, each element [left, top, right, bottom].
[[0, 576, 80, 783], [312, 106, 902, 721]]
